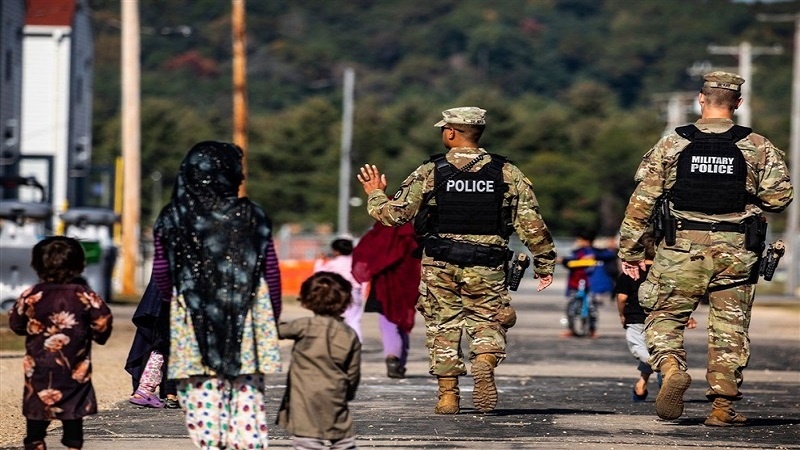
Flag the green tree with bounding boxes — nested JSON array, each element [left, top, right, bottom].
[[92, 97, 226, 224], [87, 0, 799, 237], [247, 97, 341, 227]]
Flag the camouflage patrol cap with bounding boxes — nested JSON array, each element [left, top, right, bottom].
[[433, 106, 487, 127], [703, 71, 745, 92]]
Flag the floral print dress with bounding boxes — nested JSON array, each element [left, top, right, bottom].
[[8, 283, 113, 420], [169, 281, 281, 450]]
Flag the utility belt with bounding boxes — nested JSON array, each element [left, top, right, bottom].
[[423, 235, 511, 267], [675, 219, 745, 233], [674, 216, 766, 252]]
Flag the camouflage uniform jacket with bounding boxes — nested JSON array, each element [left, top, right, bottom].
[[366, 147, 556, 276], [619, 118, 793, 261]]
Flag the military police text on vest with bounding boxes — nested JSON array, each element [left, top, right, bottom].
[[689, 156, 735, 174]]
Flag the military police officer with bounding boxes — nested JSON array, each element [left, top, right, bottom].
[[358, 106, 556, 414], [618, 72, 793, 426]]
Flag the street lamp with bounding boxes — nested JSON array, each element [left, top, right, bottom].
[[338, 67, 355, 236]]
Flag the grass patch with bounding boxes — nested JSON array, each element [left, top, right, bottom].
[[0, 314, 25, 352], [756, 302, 800, 311], [757, 280, 787, 295]]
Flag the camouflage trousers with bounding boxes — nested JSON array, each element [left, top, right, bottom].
[[416, 256, 511, 377], [639, 229, 758, 400]]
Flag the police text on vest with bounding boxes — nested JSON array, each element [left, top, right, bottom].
[[690, 156, 734, 174], [446, 179, 495, 192]]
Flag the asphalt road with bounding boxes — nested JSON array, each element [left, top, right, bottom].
[[4, 276, 799, 450]]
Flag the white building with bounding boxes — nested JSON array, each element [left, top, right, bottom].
[[18, 0, 93, 230]]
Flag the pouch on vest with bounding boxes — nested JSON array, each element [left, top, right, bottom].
[[670, 125, 751, 214], [744, 215, 767, 252]]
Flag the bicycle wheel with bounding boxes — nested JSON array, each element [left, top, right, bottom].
[[578, 295, 594, 337], [566, 297, 588, 337], [579, 309, 590, 337]]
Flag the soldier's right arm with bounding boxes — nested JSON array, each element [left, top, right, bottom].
[[366, 163, 435, 226], [618, 137, 671, 261]]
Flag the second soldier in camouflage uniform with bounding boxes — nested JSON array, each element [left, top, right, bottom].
[[618, 72, 793, 426], [357, 107, 556, 414]]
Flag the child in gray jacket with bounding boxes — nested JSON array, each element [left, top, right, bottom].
[[277, 271, 361, 450]]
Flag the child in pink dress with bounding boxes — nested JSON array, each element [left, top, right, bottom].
[[314, 238, 366, 341]]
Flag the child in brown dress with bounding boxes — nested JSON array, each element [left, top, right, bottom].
[[9, 236, 113, 450]]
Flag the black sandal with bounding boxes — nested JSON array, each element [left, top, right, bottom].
[[164, 396, 181, 409]]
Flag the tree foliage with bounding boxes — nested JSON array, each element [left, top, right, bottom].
[[89, 0, 799, 237]]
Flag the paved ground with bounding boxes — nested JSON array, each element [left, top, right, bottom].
[[2, 276, 799, 450]]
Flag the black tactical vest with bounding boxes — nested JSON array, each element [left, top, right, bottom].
[[423, 154, 509, 236], [670, 124, 751, 214]]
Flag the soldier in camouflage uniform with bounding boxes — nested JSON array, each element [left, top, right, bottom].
[[618, 72, 793, 426], [357, 106, 556, 414]]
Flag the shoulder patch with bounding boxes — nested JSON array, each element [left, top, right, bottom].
[[393, 188, 406, 200]]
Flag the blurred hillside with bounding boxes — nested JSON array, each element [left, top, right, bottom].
[[88, 0, 799, 237]]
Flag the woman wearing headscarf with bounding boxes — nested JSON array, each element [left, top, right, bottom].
[[352, 222, 421, 379], [152, 141, 282, 449]]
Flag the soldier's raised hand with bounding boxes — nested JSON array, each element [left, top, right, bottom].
[[357, 164, 387, 194]]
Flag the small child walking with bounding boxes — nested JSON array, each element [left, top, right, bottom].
[[8, 236, 113, 450], [615, 232, 695, 401], [126, 279, 179, 409], [277, 271, 361, 450], [614, 234, 657, 401]]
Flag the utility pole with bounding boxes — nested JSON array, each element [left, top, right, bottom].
[[707, 42, 782, 127], [232, 0, 248, 196], [758, 13, 800, 297], [120, 0, 141, 296], [337, 68, 355, 235]]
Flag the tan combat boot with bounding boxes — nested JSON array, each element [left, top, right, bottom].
[[472, 353, 498, 412], [704, 398, 747, 427], [655, 355, 692, 420], [434, 376, 460, 414]]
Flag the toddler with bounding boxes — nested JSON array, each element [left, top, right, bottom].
[[615, 232, 695, 401], [277, 271, 361, 450], [9, 236, 113, 450]]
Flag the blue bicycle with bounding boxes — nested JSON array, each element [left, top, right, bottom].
[[565, 279, 598, 337]]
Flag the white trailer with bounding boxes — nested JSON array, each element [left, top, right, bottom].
[[19, 0, 93, 231]]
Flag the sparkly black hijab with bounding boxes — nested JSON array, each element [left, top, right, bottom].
[[155, 141, 271, 378]]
